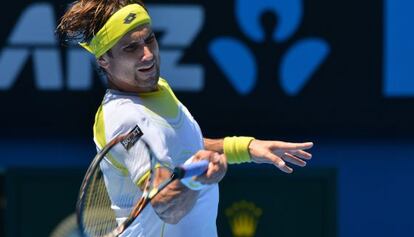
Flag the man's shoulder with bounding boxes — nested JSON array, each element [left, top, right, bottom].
[[158, 77, 173, 92], [98, 91, 146, 125]]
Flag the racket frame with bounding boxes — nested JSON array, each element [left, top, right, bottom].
[[76, 125, 208, 237]]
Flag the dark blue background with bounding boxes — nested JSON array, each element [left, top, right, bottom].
[[1, 0, 414, 236]]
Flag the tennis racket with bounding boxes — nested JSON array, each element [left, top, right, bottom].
[[76, 125, 208, 237]]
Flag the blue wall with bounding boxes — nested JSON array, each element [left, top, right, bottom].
[[1, 138, 413, 236], [312, 139, 414, 236]]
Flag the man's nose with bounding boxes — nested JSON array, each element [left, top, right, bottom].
[[142, 45, 154, 61]]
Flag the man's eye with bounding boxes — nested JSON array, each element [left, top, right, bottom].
[[145, 34, 155, 44], [124, 44, 137, 52]]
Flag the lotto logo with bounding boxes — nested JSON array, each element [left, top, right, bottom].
[[124, 13, 137, 24]]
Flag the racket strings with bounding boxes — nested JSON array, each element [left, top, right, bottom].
[[82, 161, 154, 236], [78, 129, 180, 237], [82, 168, 117, 236]]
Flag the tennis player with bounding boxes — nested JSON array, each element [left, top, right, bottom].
[[57, 1, 313, 236]]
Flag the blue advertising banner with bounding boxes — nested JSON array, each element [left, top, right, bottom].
[[1, 0, 414, 139]]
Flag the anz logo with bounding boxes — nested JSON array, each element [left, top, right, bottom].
[[1, 1, 412, 97], [0, 3, 204, 91], [209, 0, 330, 96]]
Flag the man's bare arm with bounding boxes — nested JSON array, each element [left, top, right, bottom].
[[204, 137, 313, 173], [203, 138, 223, 153]]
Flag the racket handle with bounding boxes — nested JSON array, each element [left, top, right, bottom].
[[180, 160, 209, 178]]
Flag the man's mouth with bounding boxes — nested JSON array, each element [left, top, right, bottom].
[[138, 63, 155, 73]]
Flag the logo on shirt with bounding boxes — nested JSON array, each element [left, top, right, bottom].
[[121, 125, 143, 150], [225, 200, 262, 237]]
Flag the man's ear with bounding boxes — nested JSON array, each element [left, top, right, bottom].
[[97, 55, 110, 70]]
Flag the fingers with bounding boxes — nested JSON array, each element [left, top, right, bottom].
[[205, 153, 220, 178], [193, 152, 227, 184], [270, 141, 313, 163], [270, 141, 313, 151], [281, 152, 306, 167], [289, 150, 312, 160], [192, 150, 217, 161], [207, 154, 227, 183], [250, 140, 313, 174], [204, 156, 224, 183], [264, 152, 293, 174]]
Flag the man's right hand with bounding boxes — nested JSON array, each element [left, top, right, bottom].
[[192, 150, 227, 184], [150, 150, 226, 224]]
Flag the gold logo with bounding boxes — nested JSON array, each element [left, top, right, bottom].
[[225, 200, 262, 237]]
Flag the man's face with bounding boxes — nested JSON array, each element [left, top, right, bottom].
[[98, 24, 160, 93]]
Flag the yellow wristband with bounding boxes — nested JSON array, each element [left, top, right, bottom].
[[223, 136, 255, 164]]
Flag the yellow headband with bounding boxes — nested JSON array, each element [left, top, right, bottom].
[[80, 4, 151, 58]]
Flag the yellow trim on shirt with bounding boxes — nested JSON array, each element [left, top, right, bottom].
[[136, 170, 151, 188], [138, 78, 180, 118], [135, 163, 165, 189], [93, 79, 181, 181], [93, 104, 129, 176], [93, 105, 106, 149]]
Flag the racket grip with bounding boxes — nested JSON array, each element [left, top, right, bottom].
[[180, 160, 209, 178]]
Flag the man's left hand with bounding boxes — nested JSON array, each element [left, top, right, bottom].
[[249, 140, 313, 173]]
